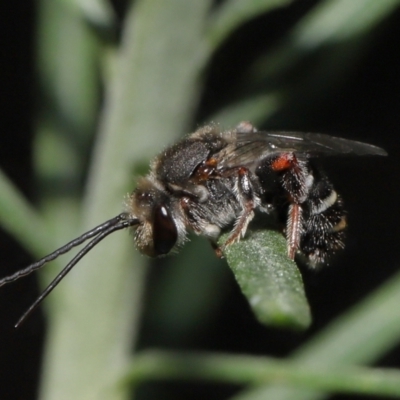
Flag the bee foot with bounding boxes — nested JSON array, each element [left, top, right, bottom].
[[214, 246, 224, 258]]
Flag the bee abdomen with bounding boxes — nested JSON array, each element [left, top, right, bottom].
[[300, 177, 347, 266]]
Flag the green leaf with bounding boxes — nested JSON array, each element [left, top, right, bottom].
[[220, 229, 311, 330], [207, 0, 294, 49], [0, 168, 51, 257], [37, 1, 215, 400], [124, 350, 400, 398], [58, 0, 116, 29], [233, 269, 400, 400], [245, 0, 400, 93]]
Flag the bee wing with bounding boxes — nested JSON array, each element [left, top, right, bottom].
[[218, 131, 387, 169]]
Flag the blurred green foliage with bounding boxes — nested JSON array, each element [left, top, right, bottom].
[[0, 0, 399, 399]]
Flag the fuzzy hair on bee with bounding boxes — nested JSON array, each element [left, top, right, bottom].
[[0, 121, 387, 327]]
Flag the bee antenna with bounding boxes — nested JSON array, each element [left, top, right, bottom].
[[0, 213, 134, 288], [14, 214, 139, 328]]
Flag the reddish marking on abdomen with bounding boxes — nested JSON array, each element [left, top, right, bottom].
[[271, 154, 294, 171]]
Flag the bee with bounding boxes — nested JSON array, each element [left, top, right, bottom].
[[0, 122, 387, 326]]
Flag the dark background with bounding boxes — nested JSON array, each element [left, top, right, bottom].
[[0, 1, 398, 399]]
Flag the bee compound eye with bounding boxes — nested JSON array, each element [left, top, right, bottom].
[[153, 205, 178, 255]]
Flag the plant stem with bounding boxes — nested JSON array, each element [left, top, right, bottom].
[[124, 350, 400, 398]]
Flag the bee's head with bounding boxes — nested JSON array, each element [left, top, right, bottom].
[[128, 178, 178, 257]]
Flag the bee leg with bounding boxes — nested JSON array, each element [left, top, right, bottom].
[[218, 167, 256, 253], [208, 240, 224, 258], [269, 152, 310, 260], [286, 203, 303, 260]]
